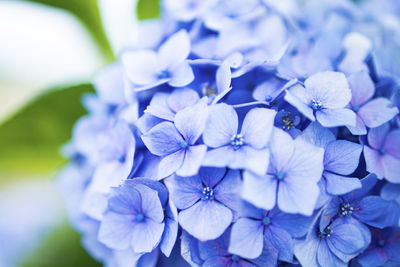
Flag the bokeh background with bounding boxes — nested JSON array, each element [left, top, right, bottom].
[[0, 0, 159, 266]]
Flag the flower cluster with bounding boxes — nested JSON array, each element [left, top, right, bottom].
[[59, 0, 400, 266]]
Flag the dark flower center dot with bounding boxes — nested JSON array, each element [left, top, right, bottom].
[[231, 255, 240, 262], [265, 95, 272, 102], [275, 171, 285, 180], [136, 213, 145, 222], [340, 203, 354, 216], [318, 226, 332, 238], [230, 134, 244, 150], [310, 99, 323, 110], [202, 187, 214, 201], [262, 216, 271, 226], [157, 70, 170, 79], [180, 140, 189, 149], [379, 148, 386, 155]]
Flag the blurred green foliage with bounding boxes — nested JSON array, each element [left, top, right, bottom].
[[21, 221, 101, 267], [137, 0, 160, 20], [24, 0, 115, 62], [0, 84, 93, 177]]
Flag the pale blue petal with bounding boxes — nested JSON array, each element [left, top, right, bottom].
[[367, 123, 390, 150], [346, 114, 367, 136], [131, 220, 165, 253], [284, 85, 315, 121], [157, 149, 185, 179], [158, 30, 191, 70], [317, 240, 347, 267], [176, 145, 207, 177], [98, 212, 135, 250], [135, 184, 164, 223], [348, 71, 375, 107], [242, 172, 277, 211], [382, 155, 400, 183], [168, 61, 194, 87], [316, 108, 356, 127], [324, 172, 361, 195], [167, 88, 199, 113], [141, 121, 183, 156], [266, 226, 294, 262], [269, 127, 294, 171], [364, 146, 385, 179], [299, 121, 335, 148], [358, 98, 398, 128], [324, 140, 362, 175], [213, 169, 241, 210], [122, 50, 159, 85], [167, 174, 202, 210]]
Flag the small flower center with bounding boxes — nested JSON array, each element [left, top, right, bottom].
[[230, 134, 244, 150], [379, 148, 386, 155], [352, 105, 360, 112], [117, 155, 126, 163], [318, 226, 332, 238], [202, 187, 214, 201], [262, 216, 271, 226], [265, 95, 272, 102], [202, 84, 217, 98], [310, 99, 323, 110], [158, 70, 170, 79], [281, 112, 295, 130], [136, 213, 145, 222], [340, 203, 354, 216], [231, 255, 240, 262], [180, 140, 189, 149], [275, 171, 285, 180]]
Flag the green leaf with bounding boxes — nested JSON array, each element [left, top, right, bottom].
[[137, 0, 160, 20], [24, 0, 115, 62], [0, 84, 93, 176], [21, 221, 101, 267]]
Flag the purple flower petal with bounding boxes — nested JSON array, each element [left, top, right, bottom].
[[284, 84, 315, 121], [198, 167, 226, 188], [98, 212, 135, 250], [299, 121, 335, 148], [145, 92, 175, 121], [324, 140, 362, 175], [358, 98, 399, 128], [367, 123, 390, 150], [294, 232, 320, 267], [383, 129, 400, 159], [167, 174, 203, 210], [167, 88, 200, 113], [317, 240, 347, 267], [122, 50, 159, 85], [316, 108, 356, 127], [160, 201, 178, 257], [174, 99, 208, 144], [348, 71, 374, 107], [178, 200, 232, 241], [108, 185, 142, 215], [242, 172, 277, 211], [324, 172, 361, 195], [203, 104, 238, 147], [158, 30, 191, 70], [240, 108, 276, 149], [228, 218, 264, 259], [266, 226, 294, 262], [346, 114, 367, 135], [269, 127, 295, 171], [135, 184, 164, 223], [382, 154, 400, 183], [157, 149, 185, 178], [131, 219, 165, 253], [176, 145, 207, 177], [327, 221, 366, 255], [168, 61, 194, 87], [353, 196, 399, 228], [305, 71, 351, 109], [364, 146, 385, 179], [213, 169, 241, 210], [141, 121, 183, 156]]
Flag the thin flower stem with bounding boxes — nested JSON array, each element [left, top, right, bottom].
[[231, 101, 270, 108]]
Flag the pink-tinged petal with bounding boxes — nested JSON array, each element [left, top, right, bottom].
[[305, 71, 351, 109], [348, 71, 375, 107], [203, 103, 238, 147], [240, 108, 276, 149], [167, 88, 199, 113], [358, 98, 399, 128], [176, 145, 207, 177], [346, 114, 367, 136], [157, 149, 185, 179], [382, 155, 400, 183], [169, 61, 194, 87], [383, 129, 400, 159], [316, 108, 356, 127], [228, 218, 264, 259], [324, 172, 361, 195], [122, 50, 159, 85], [364, 146, 385, 179], [278, 175, 319, 216], [158, 30, 191, 69], [284, 84, 315, 121], [131, 220, 165, 253], [141, 121, 183, 156], [242, 172, 277, 211], [324, 140, 362, 175], [270, 127, 295, 171], [367, 123, 390, 150], [178, 200, 232, 241]]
